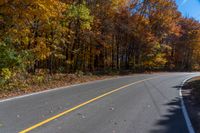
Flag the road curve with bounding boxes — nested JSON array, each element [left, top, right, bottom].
[[0, 73, 199, 133]]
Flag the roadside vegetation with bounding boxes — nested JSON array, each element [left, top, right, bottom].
[[0, 0, 200, 97]]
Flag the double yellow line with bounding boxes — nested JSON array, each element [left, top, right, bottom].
[[19, 76, 157, 133]]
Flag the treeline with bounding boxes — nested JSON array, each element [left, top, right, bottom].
[[0, 0, 200, 80]]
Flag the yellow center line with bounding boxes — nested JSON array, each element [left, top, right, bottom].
[[19, 76, 158, 133]]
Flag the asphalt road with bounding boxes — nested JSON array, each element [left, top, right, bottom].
[[0, 73, 199, 133]]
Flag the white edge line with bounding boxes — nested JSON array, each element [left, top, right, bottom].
[[179, 75, 198, 133], [0, 75, 137, 103]]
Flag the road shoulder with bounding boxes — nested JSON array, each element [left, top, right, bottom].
[[182, 77, 200, 133]]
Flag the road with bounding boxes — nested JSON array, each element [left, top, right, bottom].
[[0, 73, 199, 133]]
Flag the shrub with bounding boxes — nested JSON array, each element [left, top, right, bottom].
[[0, 41, 28, 91]]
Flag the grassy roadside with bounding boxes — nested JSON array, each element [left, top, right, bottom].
[[1, 69, 156, 100], [183, 77, 200, 133], [0, 73, 118, 100]]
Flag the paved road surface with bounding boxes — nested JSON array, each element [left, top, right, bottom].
[[0, 73, 199, 133]]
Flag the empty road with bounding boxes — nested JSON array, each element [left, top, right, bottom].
[[0, 73, 199, 133]]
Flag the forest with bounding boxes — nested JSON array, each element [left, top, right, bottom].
[[0, 0, 200, 92]]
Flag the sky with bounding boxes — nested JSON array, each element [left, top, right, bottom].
[[175, 0, 200, 21]]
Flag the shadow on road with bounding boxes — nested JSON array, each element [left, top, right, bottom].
[[150, 97, 189, 133]]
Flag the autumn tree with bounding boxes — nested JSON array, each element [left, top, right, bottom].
[[174, 18, 200, 70], [1, 0, 200, 90]]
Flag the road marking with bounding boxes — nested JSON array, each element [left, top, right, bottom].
[[19, 76, 158, 133], [0, 73, 192, 103], [180, 76, 197, 133]]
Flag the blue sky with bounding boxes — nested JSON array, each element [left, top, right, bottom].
[[176, 0, 200, 21]]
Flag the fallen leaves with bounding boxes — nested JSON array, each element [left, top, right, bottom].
[[0, 74, 114, 100]]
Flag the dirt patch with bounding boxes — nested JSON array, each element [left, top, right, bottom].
[[182, 77, 200, 133]]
